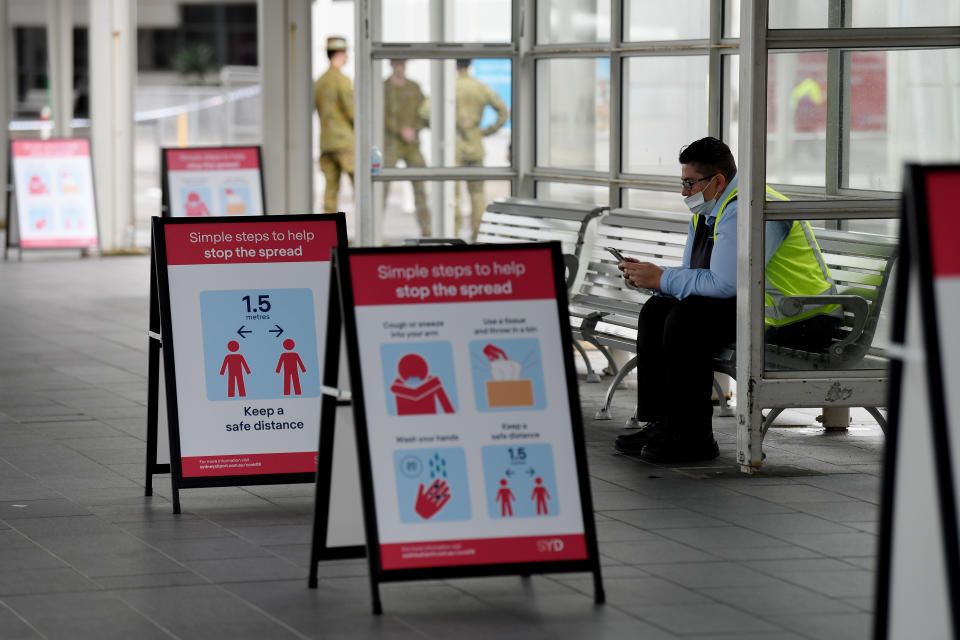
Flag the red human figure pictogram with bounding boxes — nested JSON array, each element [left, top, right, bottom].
[[184, 192, 210, 216], [275, 338, 306, 396], [495, 478, 516, 517], [220, 340, 251, 398], [531, 476, 551, 515], [389, 353, 455, 415]]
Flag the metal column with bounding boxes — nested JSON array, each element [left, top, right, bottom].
[[355, 0, 374, 245], [736, 0, 768, 472], [89, 0, 136, 252], [0, 0, 9, 230], [258, 0, 313, 216], [46, 0, 74, 139]]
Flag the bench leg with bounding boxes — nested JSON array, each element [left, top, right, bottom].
[[572, 340, 601, 383], [761, 407, 785, 437], [713, 376, 735, 417], [738, 392, 766, 473], [594, 356, 638, 420], [865, 407, 887, 434], [584, 338, 619, 377]]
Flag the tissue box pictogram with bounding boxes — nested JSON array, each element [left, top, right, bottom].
[[486, 379, 534, 407], [470, 339, 545, 411]]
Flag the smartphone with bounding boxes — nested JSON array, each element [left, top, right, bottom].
[[605, 246, 626, 262]]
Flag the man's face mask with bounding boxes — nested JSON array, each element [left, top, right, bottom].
[[683, 176, 717, 215]]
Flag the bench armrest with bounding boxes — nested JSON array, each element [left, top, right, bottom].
[[578, 310, 609, 340], [562, 253, 579, 290], [779, 295, 869, 357]]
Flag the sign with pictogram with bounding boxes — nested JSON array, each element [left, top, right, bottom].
[[876, 165, 960, 639], [161, 146, 265, 218], [8, 138, 99, 253], [322, 242, 603, 612], [152, 214, 346, 513]]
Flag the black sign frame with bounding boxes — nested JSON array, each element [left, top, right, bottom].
[[874, 164, 960, 639], [334, 241, 604, 613], [152, 213, 347, 514]]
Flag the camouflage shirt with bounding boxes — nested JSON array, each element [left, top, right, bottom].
[[315, 66, 354, 152], [455, 73, 509, 163], [384, 78, 427, 139]]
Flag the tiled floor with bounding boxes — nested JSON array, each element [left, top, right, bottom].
[[0, 253, 883, 639]]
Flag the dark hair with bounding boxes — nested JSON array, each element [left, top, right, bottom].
[[456, 58, 472, 70], [678, 137, 737, 183], [327, 49, 344, 61]]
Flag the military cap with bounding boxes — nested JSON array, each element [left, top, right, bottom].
[[327, 36, 347, 52]]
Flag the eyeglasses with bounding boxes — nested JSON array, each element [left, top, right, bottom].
[[680, 175, 715, 191]]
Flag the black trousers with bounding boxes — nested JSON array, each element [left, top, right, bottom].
[[636, 295, 737, 439]]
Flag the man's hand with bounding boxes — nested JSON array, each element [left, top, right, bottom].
[[400, 126, 416, 143], [618, 259, 663, 290]]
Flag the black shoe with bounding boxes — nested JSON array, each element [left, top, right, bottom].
[[641, 435, 719, 463], [614, 421, 668, 455]]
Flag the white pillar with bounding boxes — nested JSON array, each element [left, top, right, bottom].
[[89, 0, 135, 251], [46, 0, 74, 138], [259, 0, 313, 215], [0, 0, 9, 228], [355, 0, 374, 244]]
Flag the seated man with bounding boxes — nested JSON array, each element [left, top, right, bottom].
[[614, 137, 840, 462]]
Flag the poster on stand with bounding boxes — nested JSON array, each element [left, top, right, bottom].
[[153, 213, 346, 513], [337, 242, 603, 612], [161, 146, 264, 218], [876, 164, 960, 639], [10, 139, 99, 249]]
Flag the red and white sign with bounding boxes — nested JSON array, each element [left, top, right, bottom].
[[11, 139, 99, 249], [161, 217, 341, 479], [347, 247, 588, 570], [163, 147, 264, 217]]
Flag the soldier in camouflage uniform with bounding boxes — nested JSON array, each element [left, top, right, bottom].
[[314, 37, 354, 213], [383, 60, 431, 235], [455, 58, 509, 240]]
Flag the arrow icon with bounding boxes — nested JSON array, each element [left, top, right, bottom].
[[526, 468, 536, 476], [268, 324, 284, 338], [504, 468, 514, 477], [237, 325, 252, 339]]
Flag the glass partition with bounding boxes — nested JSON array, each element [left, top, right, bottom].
[[844, 48, 960, 191], [763, 217, 897, 373], [378, 58, 511, 169], [769, 0, 960, 29], [381, 0, 512, 42], [766, 51, 827, 189], [623, 55, 709, 175], [624, 0, 709, 41], [535, 181, 609, 205], [380, 179, 512, 244], [623, 189, 688, 213], [535, 58, 610, 171], [537, 0, 610, 44]]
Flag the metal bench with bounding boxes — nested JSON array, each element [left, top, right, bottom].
[[567, 208, 734, 426], [732, 228, 899, 435], [574, 208, 897, 446]]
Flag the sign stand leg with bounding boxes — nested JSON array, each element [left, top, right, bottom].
[[145, 337, 161, 496], [371, 580, 382, 615], [592, 567, 606, 604]]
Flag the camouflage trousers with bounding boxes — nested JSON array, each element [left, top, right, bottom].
[[320, 149, 355, 213], [454, 159, 486, 241], [384, 141, 430, 235]]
